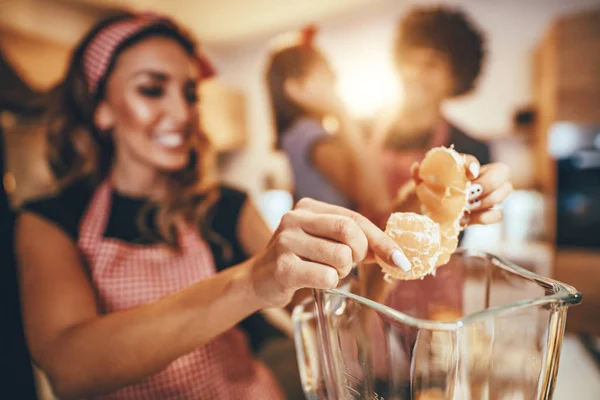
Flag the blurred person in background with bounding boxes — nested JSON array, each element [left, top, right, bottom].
[[264, 18, 511, 330], [368, 5, 512, 323], [265, 25, 391, 224], [14, 12, 406, 399], [371, 5, 495, 207], [266, 22, 509, 230]]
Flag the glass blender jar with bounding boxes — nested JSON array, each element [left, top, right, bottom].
[[292, 249, 582, 400]]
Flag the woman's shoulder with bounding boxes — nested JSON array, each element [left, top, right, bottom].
[[216, 184, 247, 203], [210, 184, 248, 232], [280, 117, 327, 150], [19, 179, 94, 241], [288, 117, 324, 132]]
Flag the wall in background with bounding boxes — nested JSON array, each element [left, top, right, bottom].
[[1, 0, 599, 198], [209, 0, 600, 198], [0, 29, 70, 91]]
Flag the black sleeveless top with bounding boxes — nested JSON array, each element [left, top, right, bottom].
[[1, 127, 37, 399], [20, 179, 283, 351]]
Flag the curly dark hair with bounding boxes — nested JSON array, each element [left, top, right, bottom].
[[394, 6, 486, 96]]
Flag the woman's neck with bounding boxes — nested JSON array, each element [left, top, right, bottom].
[[110, 158, 167, 199], [397, 103, 443, 134]]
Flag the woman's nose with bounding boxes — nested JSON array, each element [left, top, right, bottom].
[[402, 63, 422, 82], [164, 92, 193, 125]]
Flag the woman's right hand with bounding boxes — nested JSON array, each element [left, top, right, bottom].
[[249, 198, 411, 308]]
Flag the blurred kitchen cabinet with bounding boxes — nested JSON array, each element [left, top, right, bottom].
[[534, 8, 600, 337], [555, 250, 600, 336], [0, 27, 71, 91], [200, 79, 248, 153], [534, 8, 600, 193]]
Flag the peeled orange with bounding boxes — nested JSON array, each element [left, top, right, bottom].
[[416, 146, 470, 267], [377, 212, 442, 280], [380, 146, 471, 281]]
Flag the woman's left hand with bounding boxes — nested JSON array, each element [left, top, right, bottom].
[[459, 157, 512, 225], [411, 156, 513, 225]]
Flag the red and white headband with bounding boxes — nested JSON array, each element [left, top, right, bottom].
[[300, 24, 318, 51], [82, 13, 215, 96]]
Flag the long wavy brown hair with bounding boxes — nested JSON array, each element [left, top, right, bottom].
[[45, 13, 222, 249]]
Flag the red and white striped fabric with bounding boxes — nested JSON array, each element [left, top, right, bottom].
[[83, 14, 215, 96], [83, 17, 160, 95], [77, 181, 284, 400]]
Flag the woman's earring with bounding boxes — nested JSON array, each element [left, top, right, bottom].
[[94, 103, 115, 132]]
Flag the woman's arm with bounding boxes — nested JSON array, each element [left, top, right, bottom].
[[312, 111, 391, 223], [18, 199, 404, 399], [236, 199, 311, 314], [237, 198, 273, 256], [284, 74, 392, 225], [16, 212, 264, 399]]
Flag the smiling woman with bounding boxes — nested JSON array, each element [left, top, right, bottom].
[[45, 14, 217, 247], [13, 11, 404, 400]]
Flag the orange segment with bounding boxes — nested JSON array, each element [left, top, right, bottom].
[[418, 146, 469, 193], [416, 182, 468, 223], [383, 146, 471, 280], [376, 212, 442, 280], [437, 233, 459, 267], [416, 146, 470, 268]]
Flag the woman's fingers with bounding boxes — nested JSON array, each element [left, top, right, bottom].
[[468, 208, 503, 225], [410, 162, 422, 184], [471, 163, 511, 198], [468, 182, 513, 211], [274, 253, 340, 290], [289, 209, 368, 263], [294, 198, 411, 271], [276, 223, 355, 278], [462, 154, 480, 180]]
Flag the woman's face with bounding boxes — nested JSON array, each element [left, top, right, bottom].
[[306, 59, 337, 90], [397, 47, 455, 110], [285, 58, 339, 116], [96, 36, 200, 173]]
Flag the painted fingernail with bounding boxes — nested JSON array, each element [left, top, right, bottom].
[[469, 162, 480, 179], [469, 184, 484, 200], [468, 199, 482, 210], [391, 249, 411, 272]]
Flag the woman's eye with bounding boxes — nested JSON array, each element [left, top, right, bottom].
[[185, 87, 199, 104], [138, 86, 164, 98]]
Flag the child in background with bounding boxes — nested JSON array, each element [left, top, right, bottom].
[[371, 5, 512, 323], [371, 5, 509, 220], [265, 26, 392, 224]]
